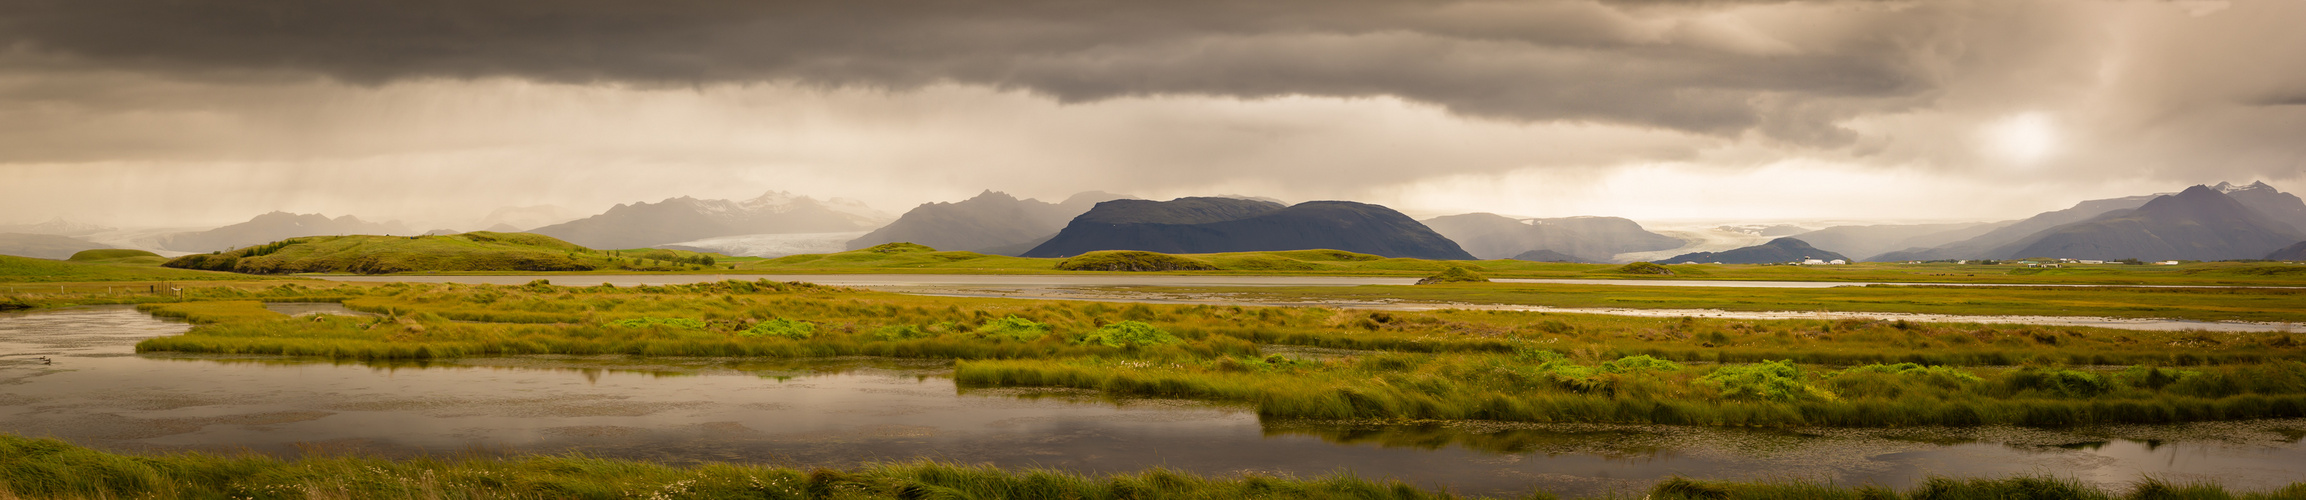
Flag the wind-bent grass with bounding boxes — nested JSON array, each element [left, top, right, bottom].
[[116, 280, 2306, 427], [955, 354, 2306, 427], [3, 434, 2302, 500]]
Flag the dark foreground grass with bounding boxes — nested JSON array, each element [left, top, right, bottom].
[[3, 435, 2301, 500]]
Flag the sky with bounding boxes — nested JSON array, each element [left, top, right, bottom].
[[2, 0, 2302, 229]]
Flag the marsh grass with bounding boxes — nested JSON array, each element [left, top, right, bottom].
[[4, 435, 2301, 499], [954, 354, 2306, 427], [1135, 282, 2306, 323], [116, 280, 2306, 427], [0, 434, 1469, 500]]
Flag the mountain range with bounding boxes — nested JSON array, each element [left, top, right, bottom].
[[1021, 198, 1475, 260], [1996, 185, 2303, 261], [1663, 237, 1848, 265], [1421, 213, 1685, 262], [0, 233, 113, 260], [469, 205, 580, 232], [1792, 222, 2011, 262], [1872, 183, 2306, 262], [0, 218, 115, 236], [157, 212, 414, 253], [15, 180, 2306, 265], [846, 191, 1134, 255], [530, 191, 890, 250], [1872, 194, 2163, 262]]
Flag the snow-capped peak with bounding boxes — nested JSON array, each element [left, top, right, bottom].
[[740, 190, 804, 211], [2214, 181, 2277, 194]]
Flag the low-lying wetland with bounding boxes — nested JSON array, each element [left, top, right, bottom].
[[8, 278, 2306, 497]]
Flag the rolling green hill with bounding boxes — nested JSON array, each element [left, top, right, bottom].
[[0, 254, 257, 282], [159, 232, 730, 275], [67, 249, 167, 265]]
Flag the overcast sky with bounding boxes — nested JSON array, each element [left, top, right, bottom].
[[2, 0, 2301, 229]]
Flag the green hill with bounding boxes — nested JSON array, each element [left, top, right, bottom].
[[160, 232, 729, 275], [0, 254, 257, 283], [67, 249, 166, 265]]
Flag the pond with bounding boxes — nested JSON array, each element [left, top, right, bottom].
[[4, 305, 2303, 497]]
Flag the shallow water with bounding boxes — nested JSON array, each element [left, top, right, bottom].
[[4, 306, 2305, 497]]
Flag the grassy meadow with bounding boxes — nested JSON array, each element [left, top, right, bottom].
[[159, 232, 736, 275], [1119, 281, 2306, 323], [0, 254, 262, 284], [738, 243, 2306, 286], [99, 279, 2306, 428], [9, 434, 2300, 500]]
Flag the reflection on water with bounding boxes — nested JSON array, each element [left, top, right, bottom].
[[3, 306, 2305, 497]]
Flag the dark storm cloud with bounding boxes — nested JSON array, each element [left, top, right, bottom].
[[0, 0, 1939, 144]]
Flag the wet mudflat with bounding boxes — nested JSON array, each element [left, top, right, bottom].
[[4, 306, 2304, 497]]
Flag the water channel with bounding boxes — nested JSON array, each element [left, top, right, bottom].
[[4, 305, 2304, 497]]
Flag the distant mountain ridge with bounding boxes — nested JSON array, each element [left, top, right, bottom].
[[1869, 182, 2306, 262], [158, 212, 412, 253], [846, 190, 1135, 255], [0, 233, 112, 260], [1663, 237, 1848, 264], [0, 218, 115, 236], [470, 205, 579, 232], [1997, 185, 2303, 261], [531, 191, 890, 250], [1023, 198, 1474, 260], [1873, 194, 2163, 261], [1795, 222, 2009, 262], [1421, 213, 1684, 261], [2217, 181, 2306, 234]]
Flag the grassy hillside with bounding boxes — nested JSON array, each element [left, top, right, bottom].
[[0, 254, 258, 283], [160, 232, 733, 275], [66, 248, 166, 265], [739, 244, 2306, 286]]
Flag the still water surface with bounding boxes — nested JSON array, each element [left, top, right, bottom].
[[4, 305, 2304, 497]]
